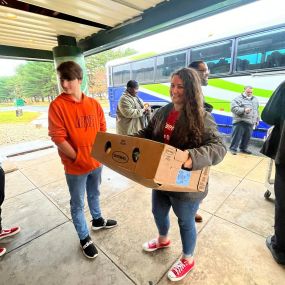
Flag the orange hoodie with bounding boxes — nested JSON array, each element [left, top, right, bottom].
[[48, 93, 106, 175]]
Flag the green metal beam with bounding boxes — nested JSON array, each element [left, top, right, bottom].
[[0, 45, 53, 61], [80, 0, 257, 56]]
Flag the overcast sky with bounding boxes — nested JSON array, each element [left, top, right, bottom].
[[0, 58, 25, 76], [0, 0, 284, 76], [119, 0, 284, 54]]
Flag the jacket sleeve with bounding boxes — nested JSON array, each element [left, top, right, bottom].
[[118, 95, 144, 119], [48, 102, 67, 144], [261, 81, 285, 125], [135, 109, 160, 139], [188, 113, 227, 170], [231, 96, 245, 116], [97, 102, 107, 132]]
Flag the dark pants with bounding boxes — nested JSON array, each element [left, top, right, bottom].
[[0, 167, 5, 232], [272, 163, 285, 252], [230, 121, 253, 151]]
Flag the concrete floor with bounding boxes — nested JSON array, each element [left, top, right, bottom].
[[0, 147, 284, 285]]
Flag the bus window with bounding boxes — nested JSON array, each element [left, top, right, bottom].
[[112, 64, 130, 86], [191, 41, 232, 74], [236, 28, 285, 71], [156, 51, 186, 81], [131, 58, 155, 83]]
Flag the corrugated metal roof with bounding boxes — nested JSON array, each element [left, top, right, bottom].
[[0, 0, 164, 51]]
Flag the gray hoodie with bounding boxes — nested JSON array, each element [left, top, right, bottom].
[[231, 93, 259, 125]]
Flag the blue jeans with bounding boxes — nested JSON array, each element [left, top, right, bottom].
[[152, 190, 201, 257], [65, 167, 102, 240]]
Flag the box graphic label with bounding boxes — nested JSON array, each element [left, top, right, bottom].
[[112, 151, 129, 163], [176, 169, 191, 186]]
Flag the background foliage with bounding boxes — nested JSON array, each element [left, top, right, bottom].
[[0, 48, 136, 103]]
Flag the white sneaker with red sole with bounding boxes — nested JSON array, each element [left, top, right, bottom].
[[168, 258, 195, 282], [0, 226, 21, 240], [0, 247, 6, 257], [142, 238, 171, 252]]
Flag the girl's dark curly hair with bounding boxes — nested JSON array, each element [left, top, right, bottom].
[[171, 67, 205, 147]]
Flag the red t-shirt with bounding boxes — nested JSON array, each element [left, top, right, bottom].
[[164, 109, 180, 144]]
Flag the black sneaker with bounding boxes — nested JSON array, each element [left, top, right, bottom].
[[266, 235, 285, 265], [80, 235, 98, 259], [229, 149, 237, 155], [240, 149, 252, 154], [92, 217, 117, 231]]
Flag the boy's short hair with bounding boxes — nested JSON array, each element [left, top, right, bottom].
[[127, 80, 139, 89], [57, 61, 83, 80]]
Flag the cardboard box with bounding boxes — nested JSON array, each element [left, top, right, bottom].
[[91, 132, 209, 192]]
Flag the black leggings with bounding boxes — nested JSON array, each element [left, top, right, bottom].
[[273, 163, 285, 251], [0, 167, 5, 232]]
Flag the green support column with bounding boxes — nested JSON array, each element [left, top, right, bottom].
[[53, 35, 89, 95]]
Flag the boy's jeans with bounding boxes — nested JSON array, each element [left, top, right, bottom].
[[65, 166, 102, 240]]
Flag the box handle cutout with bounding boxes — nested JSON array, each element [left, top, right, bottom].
[[132, 148, 140, 162], [105, 141, 112, 154]]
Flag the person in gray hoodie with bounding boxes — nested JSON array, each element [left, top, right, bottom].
[[229, 86, 259, 155]]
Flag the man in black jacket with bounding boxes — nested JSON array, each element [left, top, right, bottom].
[[261, 80, 285, 265], [189, 61, 213, 223], [189, 60, 213, 113]]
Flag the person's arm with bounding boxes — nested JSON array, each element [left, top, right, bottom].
[[256, 98, 260, 125], [186, 113, 227, 170], [118, 95, 145, 119], [56, 141, 76, 160], [134, 108, 161, 139], [97, 102, 107, 132], [262, 81, 285, 125], [48, 102, 75, 160], [231, 97, 248, 116]]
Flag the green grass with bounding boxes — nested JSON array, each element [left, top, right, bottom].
[[0, 111, 40, 123]]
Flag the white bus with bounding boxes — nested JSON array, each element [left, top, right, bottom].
[[107, 23, 285, 139]]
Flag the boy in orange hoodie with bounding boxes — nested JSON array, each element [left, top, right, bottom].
[[48, 61, 117, 259]]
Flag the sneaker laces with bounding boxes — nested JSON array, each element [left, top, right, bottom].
[[149, 239, 157, 246], [83, 240, 93, 250], [172, 260, 186, 275], [90, 218, 107, 226]]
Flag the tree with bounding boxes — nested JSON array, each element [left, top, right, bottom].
[[15, 62, 57, 102], [0, 76, 23, 103], [86, 48, 137, 97]]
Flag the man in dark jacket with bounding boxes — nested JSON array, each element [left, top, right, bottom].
[[261, 80, 285, 265], [189, 61, 213, 222], [189, 61, 213, 113]]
